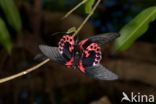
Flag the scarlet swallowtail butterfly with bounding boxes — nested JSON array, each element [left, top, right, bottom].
[[39, 33, 119, 80]]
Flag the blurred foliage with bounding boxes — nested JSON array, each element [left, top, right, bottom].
[[85, 0, 95, 14], [114, 6, 156, 52], [42, 0, 156, 51], [43, 0, 86, 15], [66, 27, 76, 33], [1, 0, 154, 53], [43, 0, 65, 11], [0, 0, 22, 53], [0, 0, 22, 32], [0, 18, 12, 53]]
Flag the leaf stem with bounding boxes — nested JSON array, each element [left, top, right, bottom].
[[72, 0, 101, 37], [62, 0, 87, 19], [0, 0, 101, 84], [0, 58, 50, 84]]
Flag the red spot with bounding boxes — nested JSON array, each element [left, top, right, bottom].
[[66, 37, 69, 40], [97, 48, 100, 51], [85, 51, 90, 57], [66, 65, 72, 69], [65, 57, 74, 66], [79, 39, 88, 50], [95, 61, 98, 64], [78, 60, 85, 73], [61, 40, 64, 43], [97, 52, 101, 56], [69, 46, 74, 52], [96, 57, 100, 60], [58, 48, 61, 51]]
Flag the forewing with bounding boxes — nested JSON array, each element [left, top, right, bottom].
[[34, 53, 48, 62], [39, 45, 66, 64], [79, 33, 119, 49], [89, 33, 120, 45], [85, 64, 118, 80]]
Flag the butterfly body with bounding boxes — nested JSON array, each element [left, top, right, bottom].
[[72, 45, 82, 69], [39, 33, 119, 80]]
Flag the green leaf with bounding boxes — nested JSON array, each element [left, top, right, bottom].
[[0, 0, 22, 32], [85, 0, 95, 14], [0, 18, 12, 53], [114, 6, 156, 52], [66, 27, 76, 34]]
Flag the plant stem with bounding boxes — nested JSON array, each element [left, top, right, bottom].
[[0, 59, 50, 84], [62, 0, 87, 19], [72, 0, 101, 37], [0, 0, 101, 84]]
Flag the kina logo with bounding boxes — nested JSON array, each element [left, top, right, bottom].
[[121, 92, 155, 103]]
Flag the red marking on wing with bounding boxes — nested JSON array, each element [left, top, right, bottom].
[[65, 57, 74, 68], [84, 50, 90, 57], [69, 46, 74, 52], [79, 39, 88, 50], [84, 43, 102, 66], [58, 35, 75, 54], [78, 60, 85, 73], [66, 65, 72, 69], [87, 43, 99, 52]]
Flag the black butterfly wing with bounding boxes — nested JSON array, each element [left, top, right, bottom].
[[85, 64, 118, 80], [39, 35, 75, 67], [79, 33, 120, 50], [34, 53, 48, 62], [78, 43, 102, 73], [78, 45, 118, 80], [77, 33, 119, 80], [88, 32, 120, 45], [39, 45, 66, 64]]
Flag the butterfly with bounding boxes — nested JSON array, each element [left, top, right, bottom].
[[39, 33, 119, 80]]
